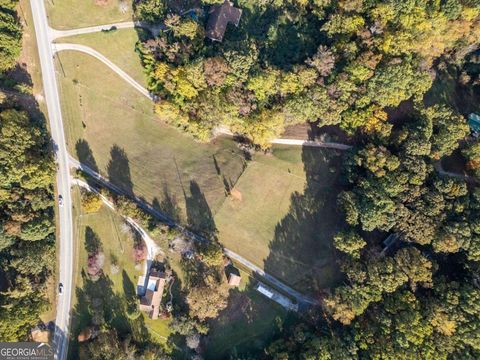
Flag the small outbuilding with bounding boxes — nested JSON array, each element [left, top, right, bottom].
[[468, 113, 480, 137], [206, 0, 242, 42], [227, 272, 241, 287], [254, 282, 298, 312]]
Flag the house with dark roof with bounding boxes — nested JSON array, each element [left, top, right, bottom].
[[206, 0, 242, 42]]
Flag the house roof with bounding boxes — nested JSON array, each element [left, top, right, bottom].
[[139, 270, 167, 319], [228, 273, 241, 286], [469, 113, 480, 132], [206, 0, 242, 42]]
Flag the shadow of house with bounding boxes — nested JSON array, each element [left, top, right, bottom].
[[185, 180, 217, 239], [107, 144, 134, 195], [263, 147, 344, 296]]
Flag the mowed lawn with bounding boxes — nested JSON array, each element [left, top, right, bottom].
[[46, 0, 133, 30], [215, 146, 344, 294], [55, 28, 146, 86], [56, 51, 246, 229], [69, 188, 171, 357]]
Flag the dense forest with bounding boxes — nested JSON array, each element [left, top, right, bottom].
[[266, 105, 480, 359], [130, 0, 480, 358], [0, 0, 56, 340], [135, 0, 480, 147]]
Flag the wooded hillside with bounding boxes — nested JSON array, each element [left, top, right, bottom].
[[0, 0, 56, 341]]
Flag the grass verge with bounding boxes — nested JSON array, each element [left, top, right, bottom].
[[46, 0, 133, 30], [55, 28, 146, 86]]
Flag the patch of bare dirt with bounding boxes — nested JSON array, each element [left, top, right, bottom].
[[94, 0, 110, 6], [229, 188, 242, 202]]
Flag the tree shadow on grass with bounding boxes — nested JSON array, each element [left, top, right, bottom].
[[70, 271, 128, 358], [203, 281, 296, 359], [424, 64, 480, 115], [122, 270, 150, 343], [107, 144, 134, 195], [70, 270, 151, 357], [75, 139, 99, 173], [152, 183, 182, 223], [84, 226, 102, 255], [185, 180, 217, 239], [263, 147, 344, 296], [213, 154, 233, 195]]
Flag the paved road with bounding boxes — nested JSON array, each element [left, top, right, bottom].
[[69, 157, 318, 307], [50, 21, 166, 40], [30, 1, 73, 359], [53, 43, 151, 98], [50, 21, 135, 39]]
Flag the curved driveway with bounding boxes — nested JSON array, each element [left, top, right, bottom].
[[50, 21, 135, 39], [53, 43, 151, 99]]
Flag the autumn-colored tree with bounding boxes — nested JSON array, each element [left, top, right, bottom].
[[187, 283, 229, 320], [333, 230, 366, 259], [81, 190, 103, 213]]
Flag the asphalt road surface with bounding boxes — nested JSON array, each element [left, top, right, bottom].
[[30, 1, 73, 359]]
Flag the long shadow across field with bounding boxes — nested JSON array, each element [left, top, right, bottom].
[[185, 180, 217, 240], [263, 147, 344, 296], [75, 139, 99, 173], [107, 144, 134, 195], [152, 183, 182, 223]]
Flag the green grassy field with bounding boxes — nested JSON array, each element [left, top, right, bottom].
[[215, 146, 344, 294], [56, 28, 146, 86], [46, 0, 133, 30], [56, 51, 246, 232], [57, 41, 341, 298], [69, 187, 172, 357]]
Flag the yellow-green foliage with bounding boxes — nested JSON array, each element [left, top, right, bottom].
[[80, 190, 103, 213]]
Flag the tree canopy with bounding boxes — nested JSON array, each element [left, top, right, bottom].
[[135, 0, 480, 146]]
